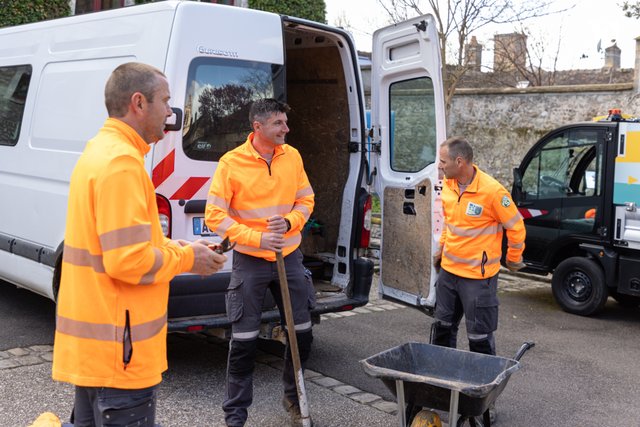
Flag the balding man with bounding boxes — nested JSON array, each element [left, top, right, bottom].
[[52, 62, 226, 426]]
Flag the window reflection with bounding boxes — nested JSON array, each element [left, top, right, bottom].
[[388, 77, 437, 172], [182, 58, 284, 161]]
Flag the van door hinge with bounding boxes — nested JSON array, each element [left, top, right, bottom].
[[371, 142, 381, 154], [348, 142, 360, 153]]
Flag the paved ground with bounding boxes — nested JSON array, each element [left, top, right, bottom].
[[0, 270, 552, 426]]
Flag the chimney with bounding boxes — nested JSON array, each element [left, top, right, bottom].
[[493, 33, 527, 72], [605, 42, 621, 70], [465, 36, 483, 72]]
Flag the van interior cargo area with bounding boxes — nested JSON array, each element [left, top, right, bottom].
[[284, 23, 353, 292]]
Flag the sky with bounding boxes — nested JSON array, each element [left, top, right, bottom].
[[324, 0, 640, 71]]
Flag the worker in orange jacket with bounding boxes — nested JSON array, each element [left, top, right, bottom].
[[432, 136, 526, 423], [52, 62, 226, 427], [205, 99, 315, 427]]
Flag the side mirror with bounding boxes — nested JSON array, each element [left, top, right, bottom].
[[164, 107, 183, 132]]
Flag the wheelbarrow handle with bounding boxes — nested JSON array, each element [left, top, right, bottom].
[[513, 341, 535, 361]]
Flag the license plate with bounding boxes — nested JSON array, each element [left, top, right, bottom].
[[192, 217, 217, 237]]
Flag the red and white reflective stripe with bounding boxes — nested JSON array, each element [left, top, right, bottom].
[[151, 149, 211, 200], [518, 208, 548, 219], [152, 149, 175, 188], [169, 177, 210, 200]]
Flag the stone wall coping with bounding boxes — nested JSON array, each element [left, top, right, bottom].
[[455, 82, 633, 96]]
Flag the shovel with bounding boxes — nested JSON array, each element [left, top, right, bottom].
[[276, 251, 312, 427]]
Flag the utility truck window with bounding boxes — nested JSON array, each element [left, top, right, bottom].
[[0, 65, 31, 146], [388, 77, 437, 172], [521, 130, 601, 200], [182, 58, 284, 161]]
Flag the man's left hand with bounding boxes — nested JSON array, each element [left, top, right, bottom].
[[506, 260, 526, 272]]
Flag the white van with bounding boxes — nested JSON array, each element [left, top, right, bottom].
[[0, 1, 445, 334]]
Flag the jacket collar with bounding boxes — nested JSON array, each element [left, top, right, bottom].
[[103, 117, 151, 156], [446, 165, 480, 194], [245, 132, 286, 159]]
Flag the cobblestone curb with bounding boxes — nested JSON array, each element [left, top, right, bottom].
[[0, 345, 53, 370]]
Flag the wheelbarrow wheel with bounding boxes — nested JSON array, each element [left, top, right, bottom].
[[410, 409, 442, 427]]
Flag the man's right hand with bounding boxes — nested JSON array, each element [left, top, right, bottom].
[[433, 251, 442, 271], [260, 232, 285, 252], [189, 242, 227, 275]]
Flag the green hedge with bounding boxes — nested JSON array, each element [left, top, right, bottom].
[[249, 0, 326, 23], [0, 0, 70, 28]]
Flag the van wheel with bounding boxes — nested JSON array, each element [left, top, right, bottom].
[[552, 257, 608, 316], [611, 292, 640, 308]]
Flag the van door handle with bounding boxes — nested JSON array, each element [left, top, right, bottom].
[[403, 202, 416, 215]]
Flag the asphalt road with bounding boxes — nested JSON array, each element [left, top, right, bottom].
[[1, 274, 639, 426]]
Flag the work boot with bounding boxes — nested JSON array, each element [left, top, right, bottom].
[[282, 397, 313, 427]]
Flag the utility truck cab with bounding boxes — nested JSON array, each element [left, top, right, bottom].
[[512, 109, 640, 315], [0, 2, 446, 334]]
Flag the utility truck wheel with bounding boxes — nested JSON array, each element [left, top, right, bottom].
[[552, 257, 607, 316]]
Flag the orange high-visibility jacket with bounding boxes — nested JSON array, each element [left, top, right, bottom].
[[52, 118, 195, 389], [205, 133, 314, 262], [439, 166, 525, 279]]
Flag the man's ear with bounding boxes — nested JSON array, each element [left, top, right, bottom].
[[131, 92, 144, 112]]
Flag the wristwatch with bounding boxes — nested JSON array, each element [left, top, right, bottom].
[[284, 218, 291, 232]]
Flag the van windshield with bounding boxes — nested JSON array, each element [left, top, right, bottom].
[[182, 57, 285, 161]]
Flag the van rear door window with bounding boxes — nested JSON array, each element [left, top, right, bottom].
[[182, 57, 285, 161], [0, 65, 31, 146]]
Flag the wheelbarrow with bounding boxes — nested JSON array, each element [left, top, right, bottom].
[[360, 341, 535, 427]]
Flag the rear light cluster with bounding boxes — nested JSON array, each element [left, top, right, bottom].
[[156, 194, 171, 238], [360, 194, 372, 248]]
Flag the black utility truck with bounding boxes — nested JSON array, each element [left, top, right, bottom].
[[512, 109, 640, 315]]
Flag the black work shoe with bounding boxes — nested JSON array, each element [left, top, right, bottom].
[[282, 397, 313, 427]]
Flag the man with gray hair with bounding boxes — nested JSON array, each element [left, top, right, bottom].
[[432, 136, 526, 421]]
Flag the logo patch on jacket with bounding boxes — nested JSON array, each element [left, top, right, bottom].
[[466, 202, 483, 216], [501, 195, 511, 207]]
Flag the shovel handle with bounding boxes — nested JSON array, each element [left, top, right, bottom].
[[275, 251, 312, 427]]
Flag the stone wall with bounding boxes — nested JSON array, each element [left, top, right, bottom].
[[448, 84, 640, 188]]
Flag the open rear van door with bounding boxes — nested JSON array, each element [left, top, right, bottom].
[[370, 14, 446, 311]]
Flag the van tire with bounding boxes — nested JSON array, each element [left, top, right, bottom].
[[552, 257, 608, 316]]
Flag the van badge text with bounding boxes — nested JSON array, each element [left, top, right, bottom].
[[198, 46, 239, 58]]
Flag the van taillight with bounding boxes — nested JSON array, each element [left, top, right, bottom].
[[360, 194, 372, 248], [156, 194, 171, 238]]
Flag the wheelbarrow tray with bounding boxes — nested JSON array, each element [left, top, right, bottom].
[[361, 342, 521, 417]]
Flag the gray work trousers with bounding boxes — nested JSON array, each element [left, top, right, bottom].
[[433, 268, 499, 355], [72, 385, 158, 427], [223, 249, 314, 427]]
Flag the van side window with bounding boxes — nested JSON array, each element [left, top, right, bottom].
[[0, 65, 31, 146], [388, 76, 437, 172], [182, 57, 285, 161]]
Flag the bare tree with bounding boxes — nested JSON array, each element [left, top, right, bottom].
[[376, 0, 561, 121], [622, 1, 640, 18]]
